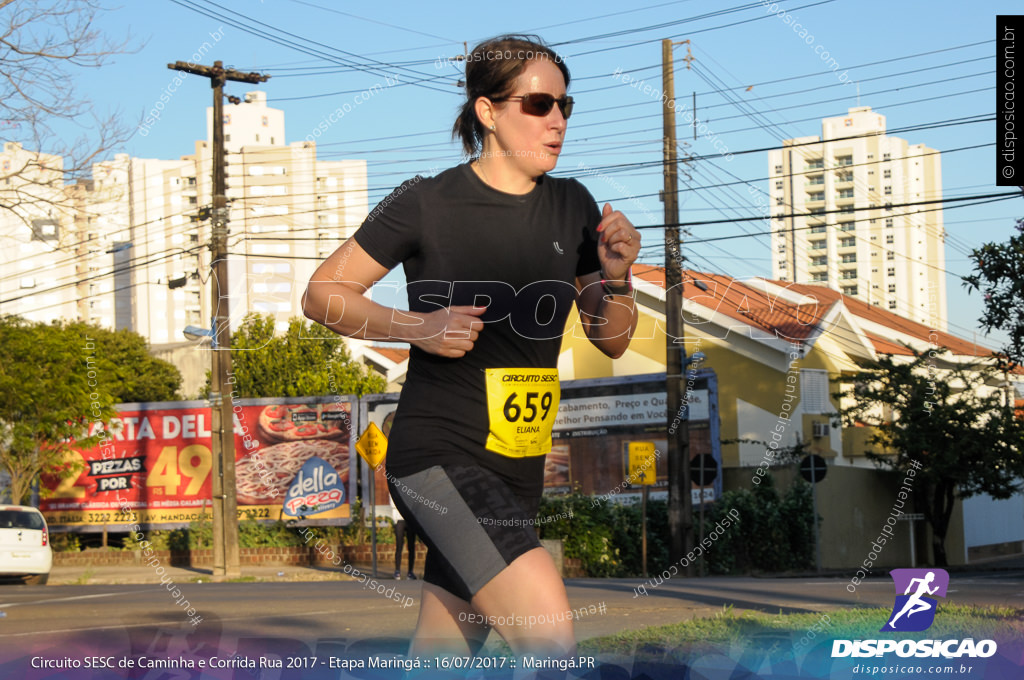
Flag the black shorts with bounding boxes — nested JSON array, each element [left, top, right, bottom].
[[385, 463, 542, 602]]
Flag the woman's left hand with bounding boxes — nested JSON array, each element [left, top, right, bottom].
[[596, 202, 640, 281]]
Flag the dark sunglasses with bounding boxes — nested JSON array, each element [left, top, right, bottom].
[[499, 93, 574, 120]]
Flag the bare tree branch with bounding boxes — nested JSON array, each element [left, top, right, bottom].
[[0, 0, 140, 230]]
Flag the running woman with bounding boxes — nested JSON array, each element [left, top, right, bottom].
[[303, 34, 640, 660]]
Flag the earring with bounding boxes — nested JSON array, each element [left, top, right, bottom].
[[489, 124, 495, 131]]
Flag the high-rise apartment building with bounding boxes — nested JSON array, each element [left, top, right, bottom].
[[0, 92, 368, 346], [769, 106, 947, 331]]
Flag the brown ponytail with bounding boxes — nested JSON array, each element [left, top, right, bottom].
[[451, 35, 570, 157]]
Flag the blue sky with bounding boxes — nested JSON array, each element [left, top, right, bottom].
[[61, 0, 1022, 346]]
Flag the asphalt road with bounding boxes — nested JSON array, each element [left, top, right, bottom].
[[1, 570, 1020, 653]]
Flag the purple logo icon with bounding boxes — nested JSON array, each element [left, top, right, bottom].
[[881, 568, 949, 632]]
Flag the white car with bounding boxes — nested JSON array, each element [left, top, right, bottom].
[[0, 505, 52, 585]]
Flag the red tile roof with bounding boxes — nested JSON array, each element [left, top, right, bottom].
[[369, 346, 409, 364], [633, 266, 995, 358], [634, 267, 829, 343], [780, 280, 991, 357]]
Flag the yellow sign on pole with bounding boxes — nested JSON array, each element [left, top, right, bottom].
[[356, 422, 388, 469], [627, 441, 658, 486]]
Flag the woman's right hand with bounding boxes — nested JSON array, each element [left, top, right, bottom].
[[409, 305, 487, 358]]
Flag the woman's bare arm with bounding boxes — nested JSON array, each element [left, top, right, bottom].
[[302, 239, 486, 358]]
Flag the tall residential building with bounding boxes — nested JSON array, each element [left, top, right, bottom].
[[0, 92, 368, 348], [0, 142, 86, 324], [769, 106, 947, 331]]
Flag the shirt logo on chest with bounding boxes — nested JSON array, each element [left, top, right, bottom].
[[553, 241, 564, 255]]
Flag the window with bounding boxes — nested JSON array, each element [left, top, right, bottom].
[[810, 225, 827, 234], [883, 169, 891, 178], [841, 253, 857, 263], [777, 243, 787, 253], [841, 269, 857, 279], [835, 155, 853, 166], [840, 237, 855, 248], [775, 164, 783, 173], [775, 180, 784, 189], [888, 300, 897, 310], [884, 186, 892, 195], [810, 239, 827, 250], [838, 222, 855, 231], [887, 267, 896, 276], [883, 152, 891, 160], [808, 174, 825, 185], [837, 189, 854, 199], [887, 251, 895, 260], [778, 260, 787, 270], [800, 369, 831, 413], [808, 191, 824, 202], [806, 158, 824, 169], [836, 171, 853, 182], [885, 218, 894, 228], [776, 198, 785, 205], [886, 234, 894, 244], [810, 255, 827, 266], [842, 285, 858, 296], [888, 284, 896, 293], [812, 272, 828, 282]]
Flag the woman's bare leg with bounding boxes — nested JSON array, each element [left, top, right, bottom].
[[408, 582, 491, 657], [471, 547, 575, 658]]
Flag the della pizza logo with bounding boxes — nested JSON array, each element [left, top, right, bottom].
[[881, 568, 949, 632]]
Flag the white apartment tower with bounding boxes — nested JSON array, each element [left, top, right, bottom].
[[0, 92, 368, 347], [769, 107, 947, 330], [0, 142, 89, 324]]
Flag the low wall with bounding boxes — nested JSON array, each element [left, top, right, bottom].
[[53, 541, 581, 576], [53, 544, 429, 569]]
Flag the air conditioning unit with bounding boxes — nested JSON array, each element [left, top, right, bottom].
[[812, 422, 830, 438]]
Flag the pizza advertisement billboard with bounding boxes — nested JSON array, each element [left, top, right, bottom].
[[40, 397, 355, 531]]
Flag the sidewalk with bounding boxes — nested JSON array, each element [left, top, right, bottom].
[[44, 550, 1024, 586], [47, 561, 406, 586]]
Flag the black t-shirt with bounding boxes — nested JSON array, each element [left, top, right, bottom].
[[353, 162, 602, 497]]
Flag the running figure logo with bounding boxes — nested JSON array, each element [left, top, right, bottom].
[[881, 568, 949, 632]]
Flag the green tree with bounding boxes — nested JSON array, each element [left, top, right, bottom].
[[0, 317, 106, 504], [0, 317, 182, 504], [963, 217, 1024, 368], [833, 348, 1024, 566], [204, 313, 387, 398], [63, 321, 182, 403]]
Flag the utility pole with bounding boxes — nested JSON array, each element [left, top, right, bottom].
[[168, 60, 269, 578], [661, 38, 695, 573]]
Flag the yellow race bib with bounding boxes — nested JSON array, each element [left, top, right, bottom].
[[484, 368, 560, 458]]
